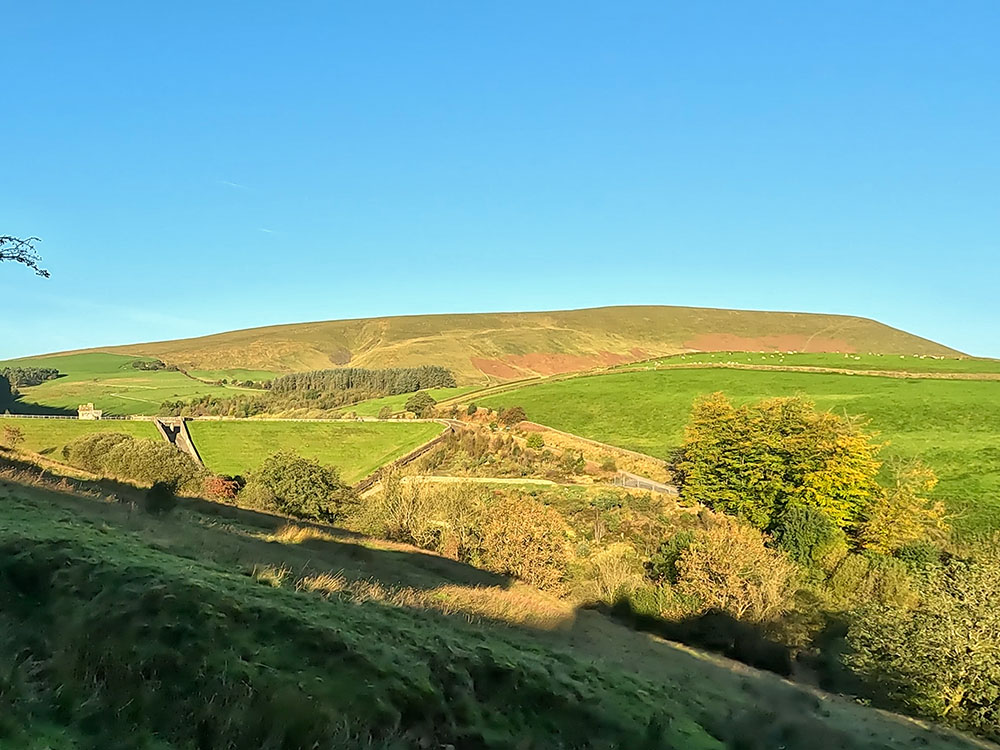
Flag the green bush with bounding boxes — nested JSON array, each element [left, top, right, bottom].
[[847, 550, 1000, 739], [771, 504, 845, 567], [466, 402, 477, 416], [404, 392, 436, 417], [525, 433, 545, 449], [377, 405, 393, 419], [241, 452, 354, 522], [62, 433, 205, 492], [646, 530, 696, 584]]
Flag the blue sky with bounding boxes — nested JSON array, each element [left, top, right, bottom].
[[2, 2, 998, 358]]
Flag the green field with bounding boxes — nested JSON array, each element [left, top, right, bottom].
[[347, 386, 479, 416], [0, 416, 159, 458], [478, 369, 1000, 535], [186, 368, 279, 382], [0, 464, 983, 749], [0, 352, 256, 416], [622, 351, 1000, 374], [187, 420, 443, 481]]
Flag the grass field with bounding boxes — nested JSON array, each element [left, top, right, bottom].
[[187, 420, 443, 481], [348, 386, 479, 416], [621, 351, 1000, 374], [0, 416, 159, 458], [0, 352, 252, 416], [477, 369, 1000, 536], [0, 464, 984, 749]]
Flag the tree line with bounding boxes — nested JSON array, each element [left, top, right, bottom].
[[267, 365, 455, 395], [0, 366, 61, 388]]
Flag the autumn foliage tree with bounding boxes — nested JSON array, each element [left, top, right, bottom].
[[858, 458, 948, 553], [678, 394, 883, 530]]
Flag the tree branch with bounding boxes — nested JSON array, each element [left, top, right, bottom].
[[0, 235, 50, 277]]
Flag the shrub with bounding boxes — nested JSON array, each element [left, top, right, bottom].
[[203, 475, 242, 502], [559, 450, 586, 475], [583, 543, 645, 603], [825, 553, 916, 610], [499, 405, 527, 426], [466, 403, 477, 416], [525, 433, 545, 449], [62, 432, 134, 473], [241, 452, 354, 522], [675, 516, 799, 623], [1, 425, 25, 450], [62, 433, 205, 492], [404, 392, 437, 417], [858, 459, 948, 554], [771, 504, 846, 568], [600, 455, 617, 472], [144, 481, 178, 516], [846, 549, 1000, 739], [646, 530, 696, 584], [377, 405, 393, 419], [477, 496, 570, 591]]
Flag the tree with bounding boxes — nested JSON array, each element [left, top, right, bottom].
[[857, 459, 948, 554], [499, 405, 527, 426], [847, 547, 1000, 738], [1, 425, 25, 450], [0, 374, 11, 409], [404, 391, 437, 417], [377, 405, 394, 419], [678, 393, 882, 530], [1, 235, 49, 277], [242, 452, 354, 522], [675, 516, 799, 623]]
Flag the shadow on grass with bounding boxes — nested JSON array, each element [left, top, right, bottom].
[[5, 398, 76, 416]]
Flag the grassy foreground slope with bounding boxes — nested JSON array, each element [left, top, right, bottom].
[[0, 466, 985, 750], [477, 369, 1000, 535], [0, 352, 257, 416], [51, 305, 962, 383], [187, 420, 443, 481]]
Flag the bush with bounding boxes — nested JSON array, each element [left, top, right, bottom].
[[525, 433, 545, 449], [847, 549, 1000, 739], [62, 433, 205, 492], [241, 452, 354, 522], [674, 516, 799, 623], [559, 450, 586, 475], [499, 406, 527, 426], [646, 530, 696, 584], [1, 425, 25, 450], [203, 475, 242, 502], [144, 481, 178, 516], [771, 504, 846, 568], [404, 392, 437, 418], [600, 455, 617, 472], [582, 543, 645, 603], [466, 403, 477, 416], [377, 405, 393, 419], [477, 496, 570, 591]]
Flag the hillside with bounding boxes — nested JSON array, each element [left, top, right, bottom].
[[0, 460, 987, 750], [59, 305, 962, 384]]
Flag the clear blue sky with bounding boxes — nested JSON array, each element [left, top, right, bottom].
[[2, 2, 998, 359]]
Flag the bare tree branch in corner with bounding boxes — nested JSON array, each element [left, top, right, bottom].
[[0, 235, 50, 277]]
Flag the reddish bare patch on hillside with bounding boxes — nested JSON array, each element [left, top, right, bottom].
[[470, 358, 527, 379], [684, 333, 856, 353]]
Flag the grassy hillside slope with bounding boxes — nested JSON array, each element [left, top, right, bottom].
[[187, 420, 443, 481], [0, 464, 985, 750], [476, 368, 1000, 536], [0, 352, 263, 416], [48, 306, 962, 384]]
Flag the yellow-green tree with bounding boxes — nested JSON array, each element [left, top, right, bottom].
[[858, 459, 947, 553], [678, 393, 883, 530]]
